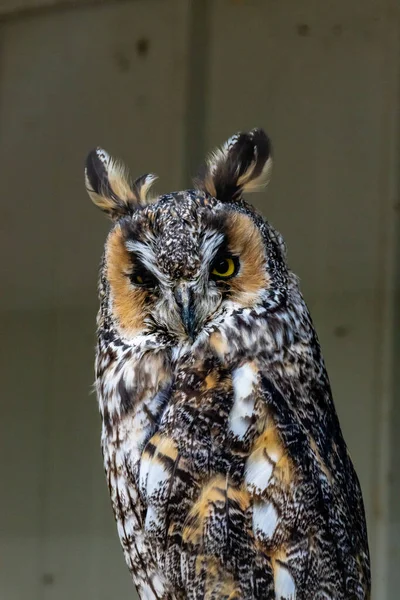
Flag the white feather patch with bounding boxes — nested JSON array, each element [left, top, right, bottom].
[[228, 363, 257, 439], [228, 416, 252, 440], [245, 450, 274, 494], [274, 562, 296, 599], [139, 455, 152, 498], [145, 505, 161, 531], [252, 501, 279, 540], [150, 574, 166, 595], [233, 363, 257, 401], [140, 581, 163, 600], [145, 461, 169, 500]]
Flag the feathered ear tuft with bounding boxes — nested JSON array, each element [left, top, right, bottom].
[[84, 148, 158, 220], [194, 128, 272, 202]]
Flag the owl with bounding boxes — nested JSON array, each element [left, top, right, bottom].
[[85, 129, 370, 599]]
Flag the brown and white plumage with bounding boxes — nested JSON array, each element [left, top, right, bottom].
[[85, 129, 370, 599]]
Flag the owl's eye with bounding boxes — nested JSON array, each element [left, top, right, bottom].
[[210, 255, 239, 280], [129, 267, 157, 288]]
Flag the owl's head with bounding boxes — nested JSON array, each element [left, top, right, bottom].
[[85, 129, 288, 344]]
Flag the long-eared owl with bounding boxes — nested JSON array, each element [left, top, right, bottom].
[[85, 129, 370, 599]]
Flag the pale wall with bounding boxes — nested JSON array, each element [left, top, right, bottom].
[[0, 1, 398, 598]]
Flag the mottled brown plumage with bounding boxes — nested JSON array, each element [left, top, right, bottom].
[[85, 129, 370, 599]]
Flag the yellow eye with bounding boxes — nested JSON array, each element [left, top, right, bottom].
[[211, 256, 237, 279], [129, 269, 157, 288]]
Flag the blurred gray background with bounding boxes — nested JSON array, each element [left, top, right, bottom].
[[0, 0, 399, 598]]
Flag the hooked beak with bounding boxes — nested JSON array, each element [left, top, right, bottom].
[[174, 282, 197, 341]]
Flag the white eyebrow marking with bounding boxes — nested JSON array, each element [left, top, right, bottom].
[[124, 240, 168, 283], [200, 230, 225, 268]]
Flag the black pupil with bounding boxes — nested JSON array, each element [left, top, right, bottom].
[[216, 259, 229, 272]]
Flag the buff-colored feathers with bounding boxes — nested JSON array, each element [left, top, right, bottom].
[[85, 147, 157, 219]]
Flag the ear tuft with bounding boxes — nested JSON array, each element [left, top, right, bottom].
[[131, 173, 158, 206], [194, 128, 272, 202], [84, 148, 158, 219]]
